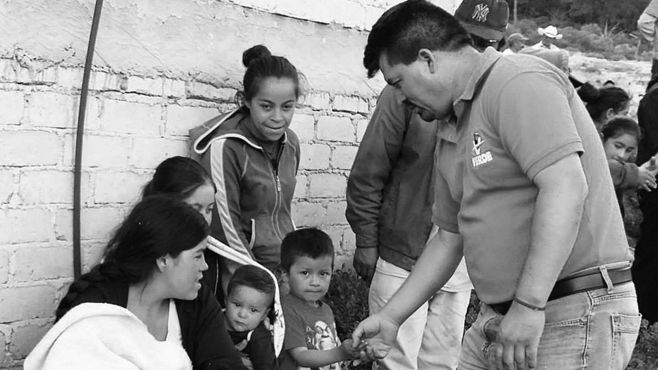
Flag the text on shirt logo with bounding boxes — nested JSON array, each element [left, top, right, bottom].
[[472, 131, 493, 167]]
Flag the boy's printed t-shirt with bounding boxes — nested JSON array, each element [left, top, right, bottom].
[[279, 294, 341, 370]]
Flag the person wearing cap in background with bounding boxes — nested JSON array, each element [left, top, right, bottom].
[[531, 25, 562, 50], [638, 0, 658, 76], [502, 32, 528, 54], [352, 0, 640, 369], [346, 0, 508, 369]]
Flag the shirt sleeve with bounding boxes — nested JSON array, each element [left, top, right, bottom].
[[431, 163, 460, 233], [608, 159, 640, 189], [282, 302, 308, 350], [209, 139, 251, 252], [493, 71, 583, 180], [346, 86, 410, 248], [245, 323, 279, 370]]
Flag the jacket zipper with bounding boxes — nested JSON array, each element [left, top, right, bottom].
[[263, 144, 285, 240]]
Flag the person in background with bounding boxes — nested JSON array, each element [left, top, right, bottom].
[[502, 32, 528, 54], [633, 73, 658, 324], [531, 25, 562, 50], [278, 228, 360, 370], [224, 265, 279, 370], [25, 196, 247, 370], [346, 0, 509, 368], [143, 156, 215, 225], [353, 1, 639, 369], [518, 48, 570, 74], [600, 117, 657, 215], [638, 0, 658, 76], [577, 82, 631, 131], [190, 44, 302, 302], [146, 155, 287, 361]]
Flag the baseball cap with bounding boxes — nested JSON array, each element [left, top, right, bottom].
[[454, 0, 509, 42]]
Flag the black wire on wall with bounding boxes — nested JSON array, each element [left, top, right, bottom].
[[73, 0, 104, 279]]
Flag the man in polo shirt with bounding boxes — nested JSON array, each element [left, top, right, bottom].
[[351, 1, 640, 369], [346, 1, 507, 369]]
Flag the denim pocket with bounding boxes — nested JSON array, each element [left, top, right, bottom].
[[537, 316, 588, 368], [610, 313, 641, 369]]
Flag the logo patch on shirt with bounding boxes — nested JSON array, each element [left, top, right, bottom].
[[471, 131, 493, 167]]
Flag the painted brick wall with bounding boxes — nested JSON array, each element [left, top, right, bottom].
[[0, 0, 652, 367]]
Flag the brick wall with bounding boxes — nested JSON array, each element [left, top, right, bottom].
[[0, 0, 652, 367]]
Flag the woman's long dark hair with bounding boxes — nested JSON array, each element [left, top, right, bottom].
[[142, 156, 214, 200], [56, 195, 209, 320]]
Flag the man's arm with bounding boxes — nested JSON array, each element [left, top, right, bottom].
[[351, 228, 463, 353], [346, 86, 410, 280], [495, 153, 588, 370]]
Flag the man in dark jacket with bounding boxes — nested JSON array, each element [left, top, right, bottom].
[[346, 1, 508, 368]]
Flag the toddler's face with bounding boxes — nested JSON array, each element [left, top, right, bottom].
[[225, 285, 272, 332], [286, 255, 333, 306], [603, 133, 637, 163]]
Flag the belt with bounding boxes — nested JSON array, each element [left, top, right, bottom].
[[490, 268, 633, 315]]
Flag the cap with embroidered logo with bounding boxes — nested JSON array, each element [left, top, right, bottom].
[[454, 0, 509, 42]]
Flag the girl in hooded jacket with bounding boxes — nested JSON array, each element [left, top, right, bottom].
[[190, 45, 301, 303]]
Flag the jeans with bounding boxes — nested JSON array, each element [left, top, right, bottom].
[[369, 258, 471, 370], [459, 280, 641, 370]]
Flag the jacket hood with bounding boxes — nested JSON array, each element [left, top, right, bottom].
[[190, 109, 291, 156]]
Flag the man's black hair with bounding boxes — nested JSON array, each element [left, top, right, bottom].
[[363, 0, 471, 78], [280, 228, 334, 272]]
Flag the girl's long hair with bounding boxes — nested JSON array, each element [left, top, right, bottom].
[[56, 195, 209, 320]]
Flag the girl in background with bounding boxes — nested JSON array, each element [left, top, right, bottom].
[[578, 82, 631, 131], [601, 117, 657, 215], [190, 44, 302, 299]]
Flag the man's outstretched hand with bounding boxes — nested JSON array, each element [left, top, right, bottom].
[[350, 313, 398, 362]]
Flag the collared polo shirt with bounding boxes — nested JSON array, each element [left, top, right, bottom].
[[433, 48, 632, 304]]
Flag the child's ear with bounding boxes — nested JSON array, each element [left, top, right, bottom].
[[605, 107, 616, 121], [156, 256, 168, 272]]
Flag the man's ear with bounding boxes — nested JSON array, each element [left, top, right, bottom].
[[418, 48, 436, 73]]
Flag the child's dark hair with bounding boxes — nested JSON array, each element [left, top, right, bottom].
[[227, 265, 276, 300], [55, 196, 209, 320], [280, 228, 334, 272], [577, 82, 630, 122], [143, 156, 214, 200], [238, 45, 302, 108], [601, 116, 641, 142]]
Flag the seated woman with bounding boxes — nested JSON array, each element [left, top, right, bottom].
[[144, 156, 285, 359], [25, 196, 247, 370]]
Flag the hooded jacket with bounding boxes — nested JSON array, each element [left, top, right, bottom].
[[190, 109, 299, 277]]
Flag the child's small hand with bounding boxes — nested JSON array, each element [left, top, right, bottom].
[[638, 167, 657, 192], [340, 338, 361, 360]]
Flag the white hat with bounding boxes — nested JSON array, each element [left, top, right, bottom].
[[538, 25, 563, 40]]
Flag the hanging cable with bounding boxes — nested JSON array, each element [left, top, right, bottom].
[[73, 0, 104, 279]]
